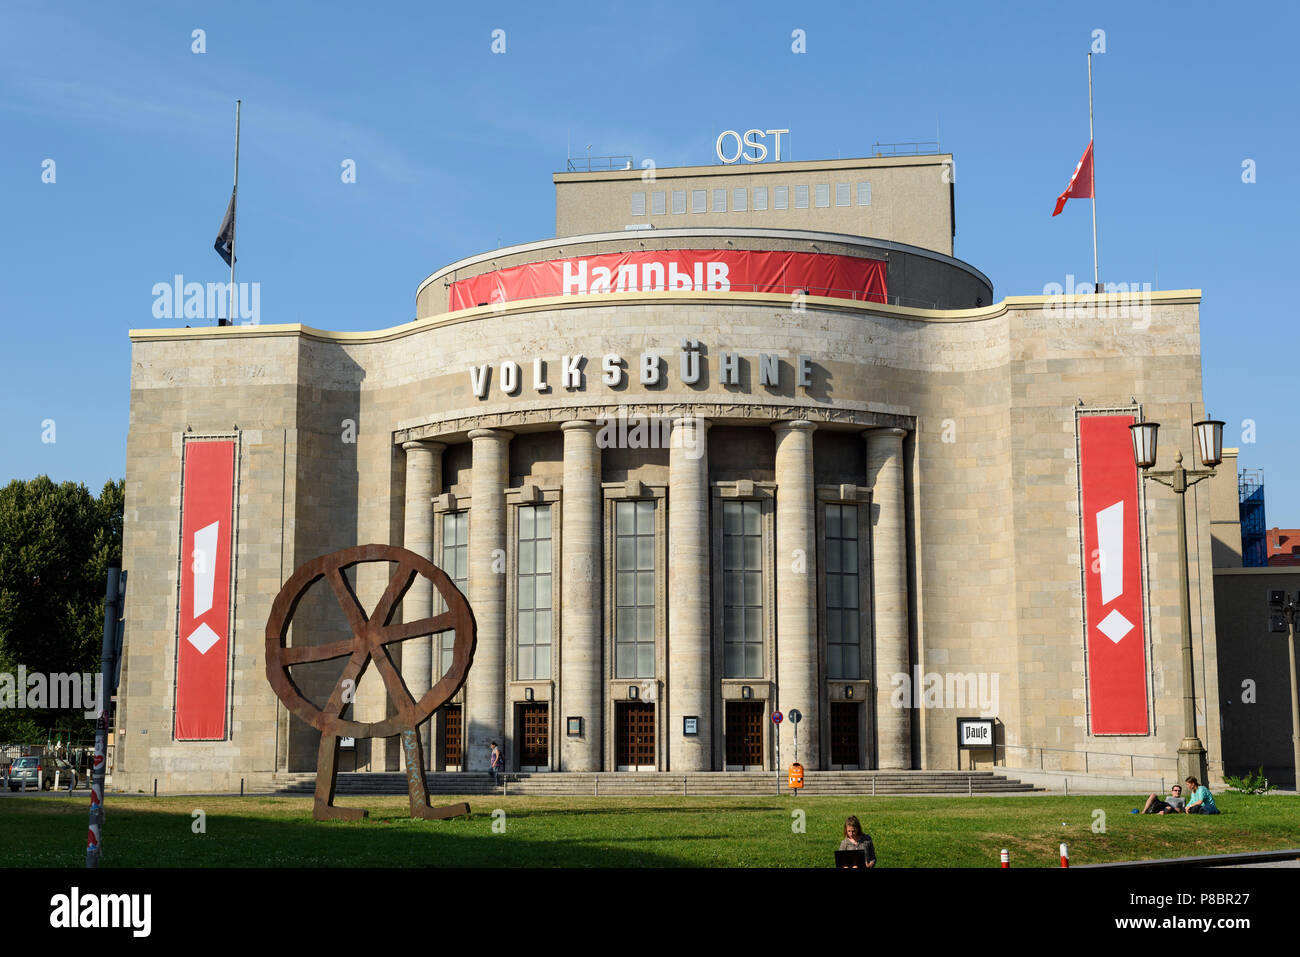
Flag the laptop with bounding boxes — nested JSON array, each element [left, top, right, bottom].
[[835, 849, 868, 868]]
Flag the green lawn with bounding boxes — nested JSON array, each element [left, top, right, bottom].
[[5, 792, 1297, 867]]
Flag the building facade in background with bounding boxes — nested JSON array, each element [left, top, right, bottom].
[[116, 152, 1229, 791]]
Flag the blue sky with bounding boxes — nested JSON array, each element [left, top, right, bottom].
[[2, 0, 1296, 526]]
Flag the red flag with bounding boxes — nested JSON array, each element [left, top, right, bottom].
[[1052, 140, 1094, 216]]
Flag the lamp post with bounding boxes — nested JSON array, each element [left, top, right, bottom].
[[1266, 591, 1300, 789], [1129, 417, 1225, 785]]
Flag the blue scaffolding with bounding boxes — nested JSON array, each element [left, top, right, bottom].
[[1239, 468, 1267, 566]]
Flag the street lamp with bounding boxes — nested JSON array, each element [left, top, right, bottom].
[[1128, 417, 1224, 784]]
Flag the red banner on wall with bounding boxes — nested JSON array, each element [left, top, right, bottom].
[[1079, 415, 1149, 734], [447, 249, 887, 311], [174, 440, 235, 740]]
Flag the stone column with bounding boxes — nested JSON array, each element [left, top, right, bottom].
[[468, 429, 512, 771], [401, 441, 442, 766], [773, 420, 818, 769], [560, 421, 602, 770], [865, 427, 911, 769], [668, 416, 711, 771]]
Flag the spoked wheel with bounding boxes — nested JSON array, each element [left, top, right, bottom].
[[265, 544, 476, 820]]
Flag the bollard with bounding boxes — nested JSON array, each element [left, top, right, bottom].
[[683, 774, 687, 796], [967, 775, 972, 797], [240, 778, 244, 797], [153, 778, 157, 797], [55, 771, 61, 791], [594, 775, 598, 797], [1000, 849, 1010, 868], [1060, 843, 1069, 868]]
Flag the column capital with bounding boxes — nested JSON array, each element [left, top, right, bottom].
[[560, 419, 600, 433], [468, 428, 514, 442], [403, 439, 446, 453], [861, 426, 907, 441], [772, 419, 817, 435]]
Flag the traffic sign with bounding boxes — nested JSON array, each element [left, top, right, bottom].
[[788, 708, 802, 724], [771, 711, 783, 724]]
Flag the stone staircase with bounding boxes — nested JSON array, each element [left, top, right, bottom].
[[270, 769, 1039, 797]]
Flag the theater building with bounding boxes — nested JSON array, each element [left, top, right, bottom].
[[116, 151, 1226, 791]]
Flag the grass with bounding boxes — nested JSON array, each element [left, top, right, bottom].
[[4, 792, 1298, 867]]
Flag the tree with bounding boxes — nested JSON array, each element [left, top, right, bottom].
[[0, 477, 124, 740]]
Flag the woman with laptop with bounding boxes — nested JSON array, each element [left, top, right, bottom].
[[836, 815, 877, 868]]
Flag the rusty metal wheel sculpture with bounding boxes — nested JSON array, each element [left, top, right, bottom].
[[265, 544, 476, 821]]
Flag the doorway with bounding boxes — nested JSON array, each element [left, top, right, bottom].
[[725, 700, 764, 769], [829, 701, 861, 769], [516, 702, 549, 771], [615, 702, 656, 770]]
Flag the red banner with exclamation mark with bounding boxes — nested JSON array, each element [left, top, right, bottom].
[[174, 440, 235, 740], [1079, 415, 1149, 734]]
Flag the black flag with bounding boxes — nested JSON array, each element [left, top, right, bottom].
[[214, 188, 237, 266]]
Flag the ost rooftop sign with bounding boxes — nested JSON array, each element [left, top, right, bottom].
[[715, 129, 790, 164]]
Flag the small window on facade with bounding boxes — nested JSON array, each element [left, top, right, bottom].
[[722, 500, 764, 679], [774, 185, 788, 210], [825, 504, 860, 680], [753, 186, 769, 210], [712, 188, 727, 212], [614, 500, 656, 679], [517, 504, 553, 681], [814, 184, 830, 208], [836, 183, 850, 207], [857, 182, 872, 206], [651, 191, 666, 215], [631, 192, 646, 217], [672, 190, 687, 214], [794, 184, 810, 208], [733, 187, 747, 211], [692, 189, 706, 213]]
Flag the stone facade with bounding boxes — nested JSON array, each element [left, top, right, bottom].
[[117, 275, 1222, 790]]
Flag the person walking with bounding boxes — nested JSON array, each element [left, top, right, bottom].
[[489, 741, 502, 788]]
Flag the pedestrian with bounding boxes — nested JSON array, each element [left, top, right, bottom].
[[489, 741, 501, 787]]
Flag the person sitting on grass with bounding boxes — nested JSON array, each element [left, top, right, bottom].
[[1141, 784, 1186, 815], [1183, 776, 1219, 815], [837, 815, 877, 868]]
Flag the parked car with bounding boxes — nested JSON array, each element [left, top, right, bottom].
[[7, 755, 78, 791]]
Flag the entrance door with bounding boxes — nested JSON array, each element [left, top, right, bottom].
[[442, 705, 462, 770], [517, 703, 549, 770], [725, 701, 764, 769], [615, 702, 656, 770], [830, 702, 861, 769]]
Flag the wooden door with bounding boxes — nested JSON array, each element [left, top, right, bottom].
[[615, 702, 656, 769], [830, 702, 860, 768], [442, 705, 462, 769], [518, 703, 549, 769], [725, 701, 764, 768]]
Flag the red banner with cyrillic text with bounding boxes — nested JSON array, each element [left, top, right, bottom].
[[447, 249, 887, 311]]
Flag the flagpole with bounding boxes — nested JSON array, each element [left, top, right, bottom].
[[1087, 54, 1098, 288], [229, 99, 240, 325]]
